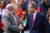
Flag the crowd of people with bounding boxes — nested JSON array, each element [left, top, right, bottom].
[[0, 0, 50, 33]]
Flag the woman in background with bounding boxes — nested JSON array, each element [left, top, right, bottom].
[[0, 1, 4, 33], [19, 10, 29, 33], [0, 0, 9, 16]]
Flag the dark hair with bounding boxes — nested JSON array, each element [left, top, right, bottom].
[[1, 1, 6, 8], [22, 10, 28, 15], [29, 2, 38, 10], [32, 3, 37, 10]]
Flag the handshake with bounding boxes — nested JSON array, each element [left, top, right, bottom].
[[18, 24, 24, 31]]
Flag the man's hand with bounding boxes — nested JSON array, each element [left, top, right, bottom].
[[18, 24, 24, 30]]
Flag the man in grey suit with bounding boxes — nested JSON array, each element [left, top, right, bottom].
[[2, 4, 20, 33]]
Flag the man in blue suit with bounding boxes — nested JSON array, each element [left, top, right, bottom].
[[19, 1, 50, 33], [19, 2, 50, 33]]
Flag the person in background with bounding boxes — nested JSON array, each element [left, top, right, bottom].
[[0, 0, 6, 9], [1, 0, 10, 4], [0, 1, 7, 33], [0, 1, 9, 28], [39, 0, 48, 16], [0, 15, 4, 33], [43, 0, 50, 8], [0, 0, 9, 16], [0, 0, 5, 13], [2, 4, 20, 33], [4, 0, 10, 4], [19, 10, 29, 33], [16, 0, 23, 17], [42, 0, 50, 16], [40, 0, 43, 14], [22, 0, 29, 10], [47, 8, 50, 24]]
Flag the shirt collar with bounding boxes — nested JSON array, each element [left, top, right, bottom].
[[33, 11, 37, 16]]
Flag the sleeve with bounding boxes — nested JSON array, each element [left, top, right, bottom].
[[3, 16, 20, 33]]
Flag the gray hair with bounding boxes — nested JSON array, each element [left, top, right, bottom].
[[6, 4, 17, 11]]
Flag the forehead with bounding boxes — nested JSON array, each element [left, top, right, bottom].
[[28, 4, 32, 7], [22, 12, 27, 14]]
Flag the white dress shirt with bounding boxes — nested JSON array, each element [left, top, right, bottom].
[[33, 11, 37, 21]]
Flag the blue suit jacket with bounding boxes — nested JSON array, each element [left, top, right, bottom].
[[24, 12, 50, 33]]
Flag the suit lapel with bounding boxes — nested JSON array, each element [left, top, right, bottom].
[[34, 12, 40, 27], [34, 12, 38, 22], [8, 14, 16, 25], [15, 16, 19, 25]]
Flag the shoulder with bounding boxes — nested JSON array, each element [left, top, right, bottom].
[[37, 12, 45, 17], [37, 13, 46, 20], [2, 9, 9, 16], [2, 13, 10, 19], [36, 12, 46, 19], [40, 13, 46, 17]]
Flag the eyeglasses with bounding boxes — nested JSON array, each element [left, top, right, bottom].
[[22, 14, 27, 16]]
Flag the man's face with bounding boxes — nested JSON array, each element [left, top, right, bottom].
[[28, 4, 35, 14], [12, 8, 17, 15]]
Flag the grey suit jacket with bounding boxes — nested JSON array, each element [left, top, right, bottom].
[[2, 13, 20, 33]]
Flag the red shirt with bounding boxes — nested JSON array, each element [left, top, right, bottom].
[[0, 21, 4, 30], [17, 9, 22, 17]]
